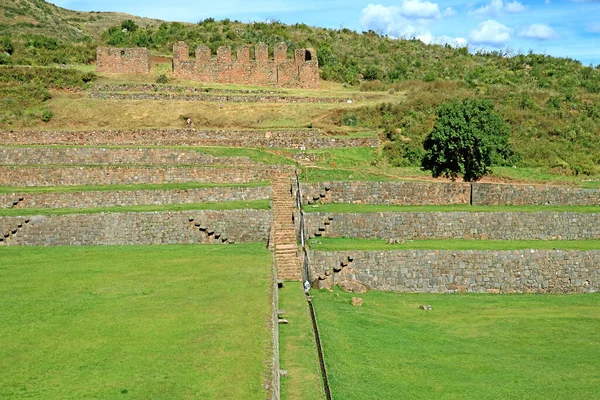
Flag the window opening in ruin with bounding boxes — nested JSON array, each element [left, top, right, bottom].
[[305, 50, 312, 61], [120, 50, 125, 56]]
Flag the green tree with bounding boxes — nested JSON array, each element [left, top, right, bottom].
[[422, 99, 514, 182], [121, 19, 139, 32]]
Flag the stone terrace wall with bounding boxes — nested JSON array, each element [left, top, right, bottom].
[[89, 92, 346, 103], [173, 41, 319, 89], [0, 186, 271, 209], [0, 166, 268, 187], [0, 129, 378, 150], [472, 183, 600, 206], [301, 181, 471, 205], [0, 210, 270, 246], [308, 249, 600, 293], [305, 212, 600, 240], [301, 181, 600, 206], [0, 147, 266, 168], [96, 47, 151, 74]]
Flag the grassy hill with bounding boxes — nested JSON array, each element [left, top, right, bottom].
[[1, 0, 599, 178]]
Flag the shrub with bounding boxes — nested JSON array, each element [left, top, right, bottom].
[[41, 109, 53, 122], [342, 112, 358, 126], [422, 99, 514, 182], [156, 74, 168, 84]]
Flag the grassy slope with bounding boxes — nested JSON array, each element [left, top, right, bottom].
[[307, 237, 600, 251], [304, 204, 600, 213], [312, 289, 600, 400], [0, 244, 273, 399], [278, 283, 324, 400], [0, 199, 270, 216]]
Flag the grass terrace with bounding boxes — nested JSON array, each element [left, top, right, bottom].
[[0, 244, 274, 399], [278, 282, 324, 400], [312, 289, 600, 400], [0, 200, 270, 216], [307, 237, 600, 251]]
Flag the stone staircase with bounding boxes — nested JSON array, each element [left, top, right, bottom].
[[272, 174, 302, 281]]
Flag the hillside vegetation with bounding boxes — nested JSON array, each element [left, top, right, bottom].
[[0, 1, 599, 177]]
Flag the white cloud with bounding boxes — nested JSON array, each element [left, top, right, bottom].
[[360, 3, 461, 46], [470, 0, 526, 17], [505, 1, 526, 12], [519, 24, 558, 40], [469, 19, 511, 46]]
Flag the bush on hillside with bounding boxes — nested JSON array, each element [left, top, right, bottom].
[[422, 99, 515, 182]]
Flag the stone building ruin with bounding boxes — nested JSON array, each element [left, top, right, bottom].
[[96, 47, 151, 74], [172, 41, 319, 89]]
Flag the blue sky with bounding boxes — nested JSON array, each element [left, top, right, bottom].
[[49, 0, 600, 66]]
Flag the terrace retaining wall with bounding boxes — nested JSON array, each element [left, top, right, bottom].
[[0, 186, 271, 209], [304, 212, 600, 240], [302, 181, 600, 206], [0, 210, 270, 246], [0, 166, 268, 187], [0, 147, 267, 167], [308, 249, 600, 294], [0, 129, 378, 149]]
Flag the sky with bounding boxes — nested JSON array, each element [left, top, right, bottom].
[[48, 0, 600, 66]]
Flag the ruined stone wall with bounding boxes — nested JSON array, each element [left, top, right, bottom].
[[96, 47, 151, 74], [301, 181, 471, 205], [472, 183, 600, 206], [301, 181, 600, 206], [0, 129, 378, 149], [172, 42, 319, 89], [304, 212, 600, 240], [307, 249, 600, 293], [0, 186, 271, 209], [0, 147, 267, 168], [0, 166, 268, 187], [0, 210, 270, 246]]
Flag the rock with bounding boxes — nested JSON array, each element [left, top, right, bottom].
[[318, 274, 327, 281], [314, 279, 334, 290], [325, 270, 331, 276], [338, 280, 367, 294], [387, 238, 394, 245], [351, 297, 363, 307], [279, 370, 288, 378], [278, 319, 288, 324], [487, 289, 500, 294], [419, 305, 432, 310], [457, 286, 468, 294]]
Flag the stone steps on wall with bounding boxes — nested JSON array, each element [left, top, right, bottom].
[[272, 173, 302, 281]]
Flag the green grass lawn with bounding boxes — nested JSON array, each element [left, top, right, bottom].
[[312, 289, 600, 400], [308, 237, 600, 251], [278, 283, 324, 400], [0, 199, 270, 216], [303, 203, 600, 213], [0, 244, 274, 399], [0, 181, 269, 194]]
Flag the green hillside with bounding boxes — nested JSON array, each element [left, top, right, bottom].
[[1, 0, 599, 177]]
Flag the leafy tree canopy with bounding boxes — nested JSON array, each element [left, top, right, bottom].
[[422, 99, 515, 182]]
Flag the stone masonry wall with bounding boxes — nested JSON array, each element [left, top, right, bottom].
[[0, 210, 270, 246], [301, 181, 600, 206], [173, 41, 319, 89], [472, 183, 600, 206], [305, 212, 600, 240], [301, 181, 471, 205], [0, 166, 268, 187], [0, 129, 378, 150], [308, 249, 600, 293], [0, 186, 271, 209], [0, 147, 267, 168], [96, 47, 151, 74]]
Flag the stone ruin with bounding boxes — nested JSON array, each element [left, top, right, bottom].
[[96, 47, 151, 74], [172, 41, 319, 89], [96, 42, 319, 89]]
